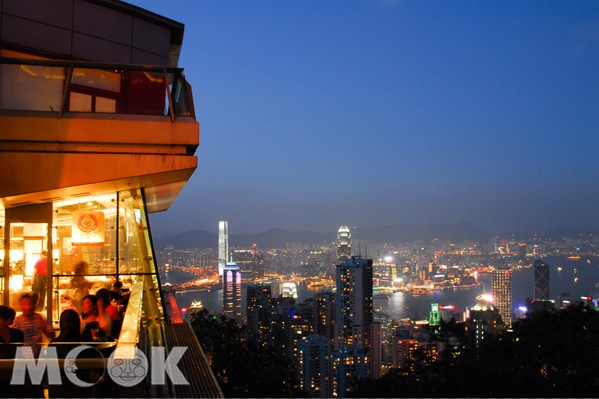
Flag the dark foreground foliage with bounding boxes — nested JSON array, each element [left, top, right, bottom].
[[352, 303, 599, 398], [189, 309, 306, 398]]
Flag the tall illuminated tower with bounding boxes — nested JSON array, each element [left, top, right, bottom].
[[218, 221, 229, 278], [223, 261, 242, 323], [492, 266, 512, 328], [335, 256, 373, 351], [337, 226, 352, 262], [533, 259, 550, 300]]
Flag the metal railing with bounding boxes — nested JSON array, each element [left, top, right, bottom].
[[114, 278, 144, 360]]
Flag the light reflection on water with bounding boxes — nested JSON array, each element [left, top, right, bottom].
[[174, 256, 599, 320]]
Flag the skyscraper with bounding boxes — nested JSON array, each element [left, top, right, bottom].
[[246, 283, 273, 342], [314, 292, 336, 341], [297, 334, 333, 398], [218, 221, 229, 278], [391, 328, 416, 369], [337, 226, 352, 262], [332, 345, 369, 398], [223, 261, 242, 323], [534, 259, 551, 300], [467, 294, 505, 349], [335, 256, 374, 351], [492, 266, 512, 328]]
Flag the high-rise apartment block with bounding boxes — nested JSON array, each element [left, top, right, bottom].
[[335, 256, 374, 350], [369, 321, 382, 379], [297, 334, 334, 398], [390, 326, 439, 370], [246, 283, 273, 342], [270, 300, 311, 361], [391, 327, 416, 369], [314, 292, 336, 341], [492, 266, 512, 328], [332, 345, 369, 398]]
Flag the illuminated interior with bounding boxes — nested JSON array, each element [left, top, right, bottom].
[[1, 189, 163, 329]]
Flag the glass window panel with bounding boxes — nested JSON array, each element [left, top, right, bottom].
[[118, 190, 146, 275], [0, 214, 4, 305], [123, 71, 166, 115], [0, 64, 65, 111], [117, 190, 163, 323], [69, 92, 92, 112], [95, 96, 116, 113], [53, 194, 117, 277], [8, 223, 48, 310], [72, 68, 120, 92], [172, 76, 192, 117]]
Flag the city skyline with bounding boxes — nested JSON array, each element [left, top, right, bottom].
[[127, 1, 599, 236]]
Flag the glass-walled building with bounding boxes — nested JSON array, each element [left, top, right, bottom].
[[0, 1, 221, 396], [2, 191, 160, 324]]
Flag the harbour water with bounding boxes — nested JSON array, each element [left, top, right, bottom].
[[175, 255, 599, 320]]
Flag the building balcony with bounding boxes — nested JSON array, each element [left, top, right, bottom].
[[0, 56, 199, 213]]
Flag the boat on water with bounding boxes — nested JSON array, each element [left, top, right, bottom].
[[568, 256, 581, 260], [374, 286, 395, 294], [188, 300, 203, 312]]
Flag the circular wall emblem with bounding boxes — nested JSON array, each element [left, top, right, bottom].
[[77, 213, 99, 233]]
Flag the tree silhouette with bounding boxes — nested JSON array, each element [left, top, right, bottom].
[[352, 304, 599, 397], [189, 309, 306, 398]]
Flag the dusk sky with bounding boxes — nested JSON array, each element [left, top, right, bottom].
[[130, 1, 599, 236]]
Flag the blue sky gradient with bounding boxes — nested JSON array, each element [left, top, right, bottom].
[[129, 1, 599, 235]]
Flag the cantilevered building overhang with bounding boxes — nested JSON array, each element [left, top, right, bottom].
[[0, 65, 199, 213], [0, 0, 198, 211], [0, 1, 221, 397]]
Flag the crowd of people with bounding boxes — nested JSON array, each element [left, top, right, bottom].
[[0, 261, 132, 396], [0, 280, 129, 359]]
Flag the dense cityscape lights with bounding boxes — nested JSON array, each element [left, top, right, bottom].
[[159, 226, 599, 397]]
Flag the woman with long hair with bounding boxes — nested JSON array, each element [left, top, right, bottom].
[[81, 295, 110, 340]]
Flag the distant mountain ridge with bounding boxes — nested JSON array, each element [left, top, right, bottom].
[[153, 222, 490, 250]]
